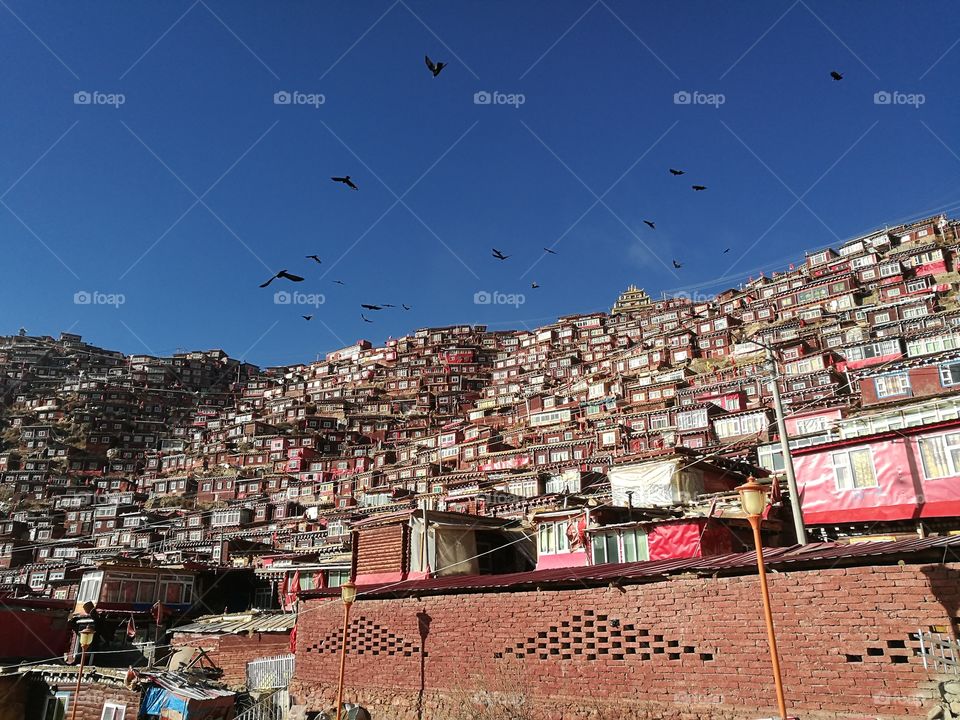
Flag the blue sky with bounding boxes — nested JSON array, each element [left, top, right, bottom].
[[1, 1, 959, 366]]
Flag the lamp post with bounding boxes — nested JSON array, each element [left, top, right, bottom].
[[69, 623, 96, 720], [335, 580, 357, 720], [737, 477, 788, 720]]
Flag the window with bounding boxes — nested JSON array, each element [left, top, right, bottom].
[[77, 571, 103, 604], [713, 413, 768, 439], [43, 692, 71, 720], [537, 521, 570, 555], [591, 529, 648, 564], [874, 374, 911, 398], [918, 433, 960, 480], [677, 409, 707, 430], [831, 448, 878, 490], [940, 363, 960, 387], [100, 703, 126, 720]]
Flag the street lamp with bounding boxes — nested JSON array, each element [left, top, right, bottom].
[[69, 623, 96, 720], [736, 477, 789, 720], [335, 580, 357, 720]]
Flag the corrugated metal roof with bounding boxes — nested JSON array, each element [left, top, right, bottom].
[[173, 610, 296, 635], [302, 535, 960, 599]]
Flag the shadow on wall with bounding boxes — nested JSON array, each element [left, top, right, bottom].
[[416, 609, 432, 720], [921, 563, 960, 640]]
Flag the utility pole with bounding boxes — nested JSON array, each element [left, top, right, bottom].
[[765, 345, 809, 545]]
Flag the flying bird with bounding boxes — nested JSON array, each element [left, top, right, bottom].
[[402, 304, 411, 311], [381, 304, 397, 308], [361, 314, 373, 323], [672, 260, 682, 269], [332, 280, 345, 285], [361, 304, 383, 311], [425, 55, 447, 77], [830, 70, 843, 81], [643, 220, 655, 230], [306, 255, 322, 264], [722, 248, 730, 254], [531, 282, 539, 289], [692, 185, 707, 191], [491, 248, 509, 260], [331, 176, 358, 190], [302, 315, 313, 321], [260, 270, 305, 288], [669, 168, 685, 176], [543, 248, 557, 255]]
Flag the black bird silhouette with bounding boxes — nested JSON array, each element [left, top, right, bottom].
[[260, 270, 305, 288], [669, 168, 685, 176], [402, 304, 411, 311], [361, 314, 373, 323], [425, 55, 447, 77], [722, 248, 730, 254], [543, 247, 557, 255], [692, 185, 707, 191], [302, 315, 313, 321], [332, 280, 345, 285], [361, 304, 383, 311], [830, 70, 843, 81], [672, 260, 682, 269], [491, 248, 509, 260], [381, 304, 397, 308], [531, 282, 539, 289], [331, 176, 358, 190], [306, 255, 321, 264], [643, 220, 655, 229]]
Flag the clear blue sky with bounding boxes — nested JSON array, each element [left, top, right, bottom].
[[2, 1, 959, 366]]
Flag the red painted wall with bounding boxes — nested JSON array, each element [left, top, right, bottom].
[[0, 608, 71, 660], [792, 421, 960, 524], [292, 562, 959, 720]]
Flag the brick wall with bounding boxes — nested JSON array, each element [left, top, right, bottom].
[[41, 681, 139, 720], [292, 562, 960, 720], [355, 524, 406, 578], [172, 631, 292, 688]]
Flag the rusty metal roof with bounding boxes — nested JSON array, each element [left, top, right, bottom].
[[172, 610, 295, 635], [302, 535, 960, 600]]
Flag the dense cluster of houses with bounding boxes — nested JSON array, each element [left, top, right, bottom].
[[3, 213, 960, 718]]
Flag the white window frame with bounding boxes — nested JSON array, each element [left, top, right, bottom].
[[830, 448, 878, 490], [917, 432, 960, 480], [100, 702, 126, 720], [874, 374, 911, 398]]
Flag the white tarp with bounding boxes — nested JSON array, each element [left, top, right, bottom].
[[608, 459, 707, 507], [409, 517, 479, 576]]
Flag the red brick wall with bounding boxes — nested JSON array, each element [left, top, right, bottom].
[[355, 524, 406, 579], [293, 562, 959, 720], [42, 681, 139, 720], [172, 631, 292, 688]]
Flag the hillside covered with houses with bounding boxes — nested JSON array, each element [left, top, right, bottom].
[[4, 212, 960, 718]]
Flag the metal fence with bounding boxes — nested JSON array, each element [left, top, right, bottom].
[[247, 653, 296, 691], [235, 689, 290, 720], [919, 629, 960, 675]]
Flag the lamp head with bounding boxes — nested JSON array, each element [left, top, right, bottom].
[[78, 626, 95, 650], [735, 476, 770, 518], [340, 580, 357, 607]]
